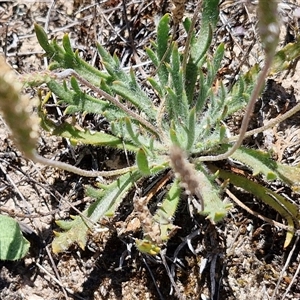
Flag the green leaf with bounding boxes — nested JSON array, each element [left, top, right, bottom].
[[111, 82, 156, 121], [35, 24, 108, 84], [136, 148, 151, 175], [228, 146, 278, 180], [34, 23, 55, 54], [167, 43, 189, 122], [62, 33, 74, 54], [202, 43, 225, 92], [228, 146, 300, 188], [70, 76, 82, 93], [156, 14, 171, 87], [191, 0, 219, 64], [145, 47, 159, 67], [53, 171, 142, 253], [88, 171, 142, 218], [195, 69, 207, 112], [212, 166, 299, 248], [45, 80, 122, 118], [185, 0, 219, 103], [213, 43, 225, 75], [124, 117, 142, 146], [195, 164, 232, 223], [186, 107, 196, 150], [46, 120, 139, 152], [226, 67, 257, 116], [153, 179, 181, 241], [0, 215, 30, 261], [276, 164, 300, 192], [157, 14, 171, 62], [53, 217, 90, 253], [165, 93, 188, 131], [270, 37, 300, 74], [169, 122, 182, 147], [147, 77, 164, 97]]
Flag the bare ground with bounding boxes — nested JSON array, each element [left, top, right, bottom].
[[1, 1, 300, 299]]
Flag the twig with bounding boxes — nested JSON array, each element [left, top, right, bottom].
[[272, 235, 300, 300], [45, 245, 69, 300], [170, 228, 201, 282], [225, 188, 298, 234], [121, 0, 148, 79], [0, 160, 33, 214], [33, 153, 136, 177], [142, 256, 165, 300], [280, 240, 300, 300], [229, 101, 300, 142], [160, 249, 185, 300], [36, 261, 85, 300], [0, 206, 59, 218]]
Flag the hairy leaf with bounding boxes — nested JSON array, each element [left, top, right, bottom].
[[211, 166, 299, 248], [53, 171, 142, 253]]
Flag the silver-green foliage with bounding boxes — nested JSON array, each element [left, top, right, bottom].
[[34, 1, 235, 253], [1, 0, 300, 255], [33, 0, 300, 253]]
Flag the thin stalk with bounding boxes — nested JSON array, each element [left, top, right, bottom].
[[33, 152, 135, 177], [228, 101, 300, 142], [54, 69, 163, 141]]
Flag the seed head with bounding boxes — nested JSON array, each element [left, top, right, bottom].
[[0, 56, 39, 159]]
